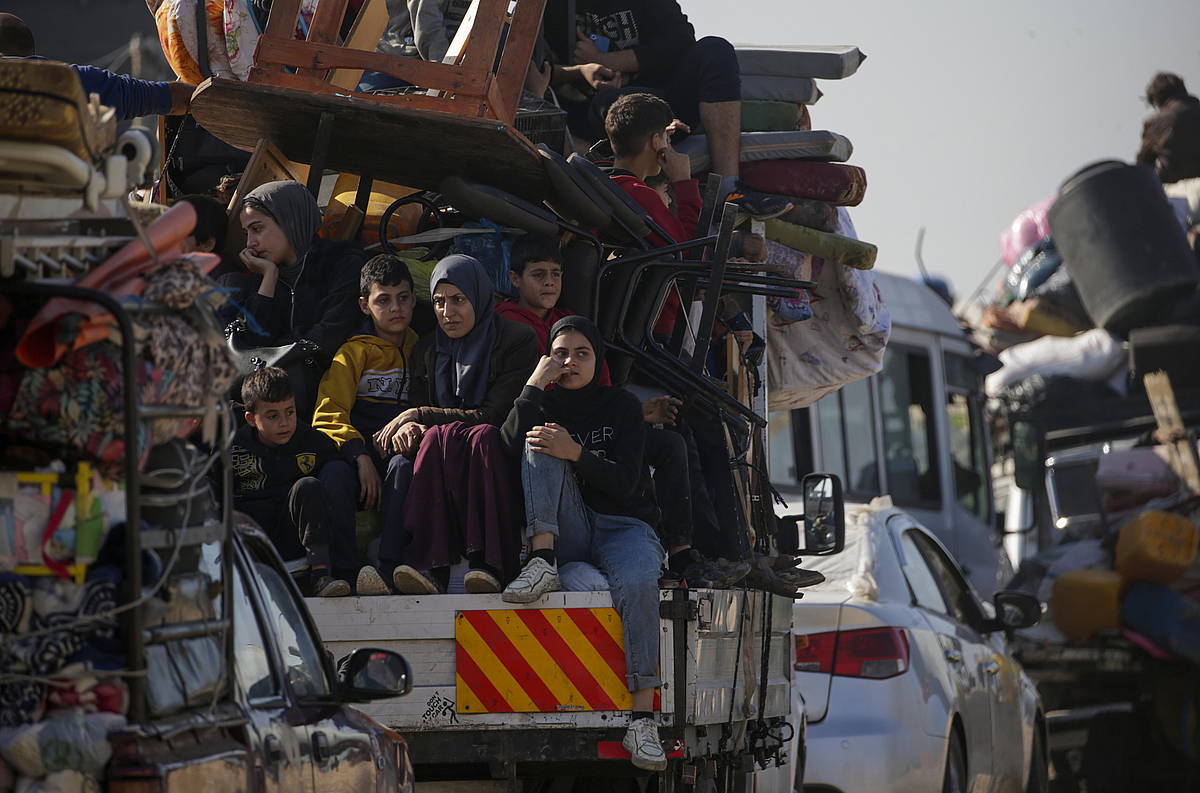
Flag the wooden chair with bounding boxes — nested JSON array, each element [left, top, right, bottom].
[[248, 0, 546, 125]]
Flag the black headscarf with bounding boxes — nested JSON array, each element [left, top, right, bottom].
[[542, 315, 621, 420], [431, 254, 498, 409]]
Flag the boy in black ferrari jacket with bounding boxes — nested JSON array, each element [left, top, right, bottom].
[[230, 367, 352, 597]]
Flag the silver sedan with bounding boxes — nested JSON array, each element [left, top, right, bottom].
[[791, 504, 1048, 793]]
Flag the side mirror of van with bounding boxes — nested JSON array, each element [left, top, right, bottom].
[[337, 647, 413, 701], [778, 473, 846, 556], [1012, 420, 1045, 492]]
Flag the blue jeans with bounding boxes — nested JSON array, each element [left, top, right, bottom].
[[523, 447, 664, 692]]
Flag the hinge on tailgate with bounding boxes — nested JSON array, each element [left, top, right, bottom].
[[659, 599, 700, 621]]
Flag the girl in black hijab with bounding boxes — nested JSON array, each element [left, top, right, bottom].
[[499, 316, 668, 773]]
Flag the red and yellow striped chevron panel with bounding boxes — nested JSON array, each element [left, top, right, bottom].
[[455, 607, 633, 713]]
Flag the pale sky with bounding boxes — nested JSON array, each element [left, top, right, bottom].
[[688, 0, 1200, 298]]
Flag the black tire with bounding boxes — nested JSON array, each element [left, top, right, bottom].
[[1026, 723, 1049, 793], [942, 731, 968, 793]]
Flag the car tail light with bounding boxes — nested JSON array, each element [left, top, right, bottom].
[[794, 631, 837, 673], [795, 627, 909, 679]]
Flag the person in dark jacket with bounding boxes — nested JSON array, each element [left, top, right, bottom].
[[230, 180, 367, 421], [373, 255, 539, 595], [0, 14, 193, 120], [542, 0, 785, 218], [1137, 72, 1200, 184], [499, 315, 668, 773], [231, 367, 354, 597]]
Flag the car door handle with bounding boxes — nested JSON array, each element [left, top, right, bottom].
[[263, 734, 284, 766], [943, 648, 963, 663], [984, 661, 1001, 676], [311, 731, 330, 765]]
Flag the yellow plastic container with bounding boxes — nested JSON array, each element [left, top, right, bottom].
[[1115, 510, 1199, 584], [1052, 569, 1123, 641]]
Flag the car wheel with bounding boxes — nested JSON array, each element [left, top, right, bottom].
[[942, 732, 967, 793], [1026, 724, 1049, 793]]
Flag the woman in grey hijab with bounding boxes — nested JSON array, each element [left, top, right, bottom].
[[372, 254, 540, 595]]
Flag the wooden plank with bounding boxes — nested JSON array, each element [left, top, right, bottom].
[[298, 0, 352, 79], [263, 0, 303, 38], [457, 0, 507, 74], [256, 35, 484, 93], [492, 0, 547, 125], [1144, 371, 1200, 495], [245, 68, 487, 115], [191, 78, 548, 199], [330, 0, 391, 90], [222, 138, 309, 258]]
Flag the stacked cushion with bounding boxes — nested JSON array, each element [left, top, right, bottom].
[[735, 44, 867, 81], [677, 130, 852, 175], [740, 160, 868, 207]]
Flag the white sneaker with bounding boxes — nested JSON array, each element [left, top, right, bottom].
[[501, 556, 561, 603], [622, 717, 667, 771], [356, 565, 390, 596]]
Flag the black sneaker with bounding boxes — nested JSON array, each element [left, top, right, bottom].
[[726, 182, 793, 222], [745, 564, 801, 599], [775, 567, 826, 589], [680, 554, 752, 589]]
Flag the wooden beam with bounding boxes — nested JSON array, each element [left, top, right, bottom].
[[264, 0, 303, 38], [330, 0, 391, 89], [1144, 371, 1200, 496], [458, 0, 507, 74], [255, 35, 484, 93], [299, 0, 352, 78], [493, 0, 548, 124], [248, 68, 486, 115]]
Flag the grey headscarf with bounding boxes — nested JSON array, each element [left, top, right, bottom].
[[431, 254, 498, 409], [242, 180, 322, 281]]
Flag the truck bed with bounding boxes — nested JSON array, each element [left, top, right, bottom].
[[307, 588, 793, 733]]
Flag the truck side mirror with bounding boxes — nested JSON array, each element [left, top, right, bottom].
[[779, 473, 846, 556], [337, 647, 413, 701], [1012, 420, 1045, 491]]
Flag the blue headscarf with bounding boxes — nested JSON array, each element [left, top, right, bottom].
[[431, 255, 498, 408]]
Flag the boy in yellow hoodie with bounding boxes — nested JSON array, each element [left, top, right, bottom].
[[313, 254, 420, 594]]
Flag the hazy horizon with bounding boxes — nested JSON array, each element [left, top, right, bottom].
[[688, 0, 1200, 297]]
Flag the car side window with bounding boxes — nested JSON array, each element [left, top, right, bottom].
[[231, 561, 280, 701], [244, 547, 332, 699], [898, 531, 949, 615], [909, 531, 978, 627]]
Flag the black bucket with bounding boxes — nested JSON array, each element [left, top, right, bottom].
[[1048, 160, 1199, 336]]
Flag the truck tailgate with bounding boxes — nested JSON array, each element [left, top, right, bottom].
[[307, 588, 792, 732]]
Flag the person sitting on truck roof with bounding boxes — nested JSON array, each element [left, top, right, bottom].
[[231, 367, 355, 597], [0, 13, 195, 120], [499, 315, 668, 772], [541, 1, 787, 220], [1136, 72, 1200, 185], [228, 180, 368, 423], [373, 254, 539, 594], [312, 254, 422, 596]]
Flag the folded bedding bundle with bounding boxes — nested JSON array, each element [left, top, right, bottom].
[[740, 160, 868, 207], [741, 100, 804, 132], [734, 44, 866, 80], [677, 130, 852, 174], [742, 74, 822, 105], [769, 196, 840, 232], [765, 218, 877, 270]]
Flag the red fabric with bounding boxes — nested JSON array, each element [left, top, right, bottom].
[[496, 301, 612, 385], [610, 174, 703, 335], [739, 161, 867, 207]]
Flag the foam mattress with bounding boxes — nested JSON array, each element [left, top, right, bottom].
[[735, 44, 866, 80], [677, 130, 852, 174], [742, 74, 822, 104], [740, 160, 868, 207]]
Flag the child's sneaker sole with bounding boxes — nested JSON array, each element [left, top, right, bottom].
[[464, 569, 501, 594], [392, 565, 440, 595], [316, 578, 351, 597], [356, 565, 390, 596]]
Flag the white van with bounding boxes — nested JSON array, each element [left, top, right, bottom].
[[768, 271, 1013, 598]]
